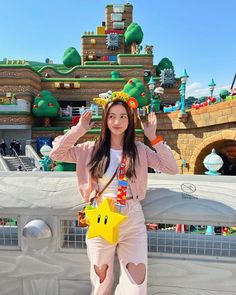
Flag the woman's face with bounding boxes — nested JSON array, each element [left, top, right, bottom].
[[107, 104, 129, 136]]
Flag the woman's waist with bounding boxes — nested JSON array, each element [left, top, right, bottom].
[[101, 193, 134, 201], [98, 184, 132, 198], [95, 195, 142, 216]]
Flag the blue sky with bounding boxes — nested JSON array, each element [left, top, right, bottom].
[[1, 0, 235, 98]]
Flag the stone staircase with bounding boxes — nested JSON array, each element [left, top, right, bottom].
[[3, 156, 36, 171]]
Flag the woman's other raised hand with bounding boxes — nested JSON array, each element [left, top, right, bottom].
[[77, 111, 94, 131], [143, 112, 157, 141]]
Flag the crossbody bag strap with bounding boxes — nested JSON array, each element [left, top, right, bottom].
[[89, 166, 119, 205], [97, 166, 119, 197]]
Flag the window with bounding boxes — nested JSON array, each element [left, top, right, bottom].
[[0, 217, 19, 249], [60, 219, 236, 257], [111, 13, 122, 22], [113, 4, 124, 13], [60, 219, 87, 249], [113, 22, 124, 29], [147, 223, 236, 257]]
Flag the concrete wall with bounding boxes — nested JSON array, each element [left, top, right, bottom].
[[0, 173, 236, 295]]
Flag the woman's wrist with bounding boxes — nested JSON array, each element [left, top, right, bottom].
[[71, 124, 88, 138], [150, 135, 163, 146], [148, 135, 157, 142]]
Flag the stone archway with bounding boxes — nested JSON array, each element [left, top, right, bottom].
[[172, 150, 181, 173], [189, 130, 236, 174]]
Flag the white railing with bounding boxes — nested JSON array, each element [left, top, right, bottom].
[[0, 154, 10, 171], [59, 105, 73, 117], [59, 104, 101, 118], [25, 144, 41, 169], [59, 105, 149, 119], [137, 106, 149, 116], [0, 173, 236, 294]]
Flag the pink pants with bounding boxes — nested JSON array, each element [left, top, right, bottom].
[[86, 199, 147, 295]]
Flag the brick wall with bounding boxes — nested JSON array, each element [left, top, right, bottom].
[[155, 100, 236, 174], [0, 114, 35, 125], [0, 68, 41, 100]]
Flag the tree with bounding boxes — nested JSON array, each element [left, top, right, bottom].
[[32, 90, 60, 127], [199, 96, 208, 103], [219, 89, 230, 100], [156, 57, 174, 77], [123, 78, 148, 108], [63, 47, 81, 68], [185, 96, 197, 109], [124, 23, 143, 54]]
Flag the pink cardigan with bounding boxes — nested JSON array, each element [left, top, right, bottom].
[[49, 125, 178, 201]]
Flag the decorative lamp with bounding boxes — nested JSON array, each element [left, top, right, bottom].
[[179, 69, 189, 114], [203, 148, 223, 175], [179, 83, 184, 96], [148, 76, 155, 90], [208, 78, 216, 97], [40, 144, 52, 157], [180, 69, 189, 83], [148, 76, 155, 112]]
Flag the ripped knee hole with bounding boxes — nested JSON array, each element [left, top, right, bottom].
[[126, 262, 146, 285], [94, 264, 109, 283]]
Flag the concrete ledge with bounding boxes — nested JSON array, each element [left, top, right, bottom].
[[0, 173, 236, 295]]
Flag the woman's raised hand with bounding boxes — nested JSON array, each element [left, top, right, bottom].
[[143, 112, 157, 141], [77, 111, 94, 131]]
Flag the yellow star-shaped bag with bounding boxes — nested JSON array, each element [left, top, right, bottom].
[[85, 198, 127, 244]]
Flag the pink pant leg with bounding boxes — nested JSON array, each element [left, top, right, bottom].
[[114, 200, 148, 295], [86, 236, 116, 295]]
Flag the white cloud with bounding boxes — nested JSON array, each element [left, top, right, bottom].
[[186, 82, 208, 98], [215, 85, 231, 94], [186, 82, 231, 98]]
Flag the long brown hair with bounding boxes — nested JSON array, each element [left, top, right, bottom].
[[89, 99, 138, 178]]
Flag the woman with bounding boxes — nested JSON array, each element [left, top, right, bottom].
[[50, 99, 178, 295]]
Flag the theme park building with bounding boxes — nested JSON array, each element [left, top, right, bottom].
[[0, 3, 236, 175]]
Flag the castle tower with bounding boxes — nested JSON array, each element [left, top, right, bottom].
[[81, 3, 133, 64], [105, 4, 133, 32]]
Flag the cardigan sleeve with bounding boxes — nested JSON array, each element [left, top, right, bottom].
[[143, 141, 179, 175], [49, 125, 88, 163]]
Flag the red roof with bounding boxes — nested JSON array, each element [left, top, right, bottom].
[[105, 29, 124, 34]]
